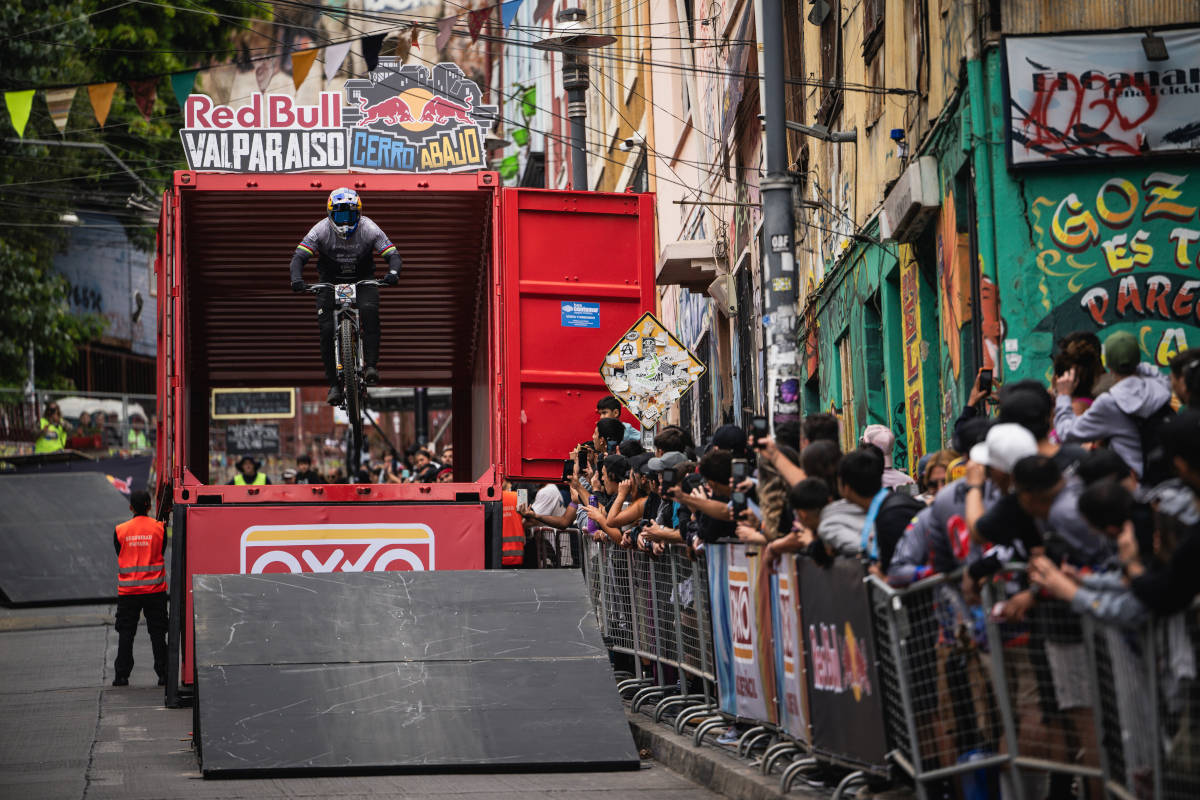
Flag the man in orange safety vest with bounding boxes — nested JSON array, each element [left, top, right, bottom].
[[112, 490, 168, 687]]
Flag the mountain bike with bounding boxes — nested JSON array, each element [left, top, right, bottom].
[[306, 279, 384, 477]]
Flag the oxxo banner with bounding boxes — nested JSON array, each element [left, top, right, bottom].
[[771, 554, 810, 744], [707, 543, 776, 723]]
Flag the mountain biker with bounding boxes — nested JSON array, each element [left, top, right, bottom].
[[289, 187, 401, 405]]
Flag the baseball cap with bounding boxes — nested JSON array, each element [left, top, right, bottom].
[[645, 451, 687, 473], [712, 424, 747, 454], [1103, 330, 1141, 374], [969, 423, 1038, 474], [860, 424, 896, 466], [629, 452, 654, 475]]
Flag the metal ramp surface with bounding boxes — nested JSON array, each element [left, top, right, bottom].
[[192, 570, 639, 777], [0, 473, 126, 604]]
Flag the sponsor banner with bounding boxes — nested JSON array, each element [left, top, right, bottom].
[[182, 502, 483, 683], [771, 554, 810, 744], [798, 557, 888, 769], [1005, 28, 1200, 166], [707, 543, 776, 723], [180, 60, 498, 173]]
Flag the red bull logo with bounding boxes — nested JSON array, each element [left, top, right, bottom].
[[357, 95, 415, 126], [419, 96, 474, 125], [239, 524, 435, 574], [809, 622, 873, 701]]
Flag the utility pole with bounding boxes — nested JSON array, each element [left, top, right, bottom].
[[562, 52, 589, 190], [759, 0, 800, 426]]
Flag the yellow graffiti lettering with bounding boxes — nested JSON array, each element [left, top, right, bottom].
[[1155, 328, 1189, 366], [1051, 193, 1099, 252], [1170, 227, 1200, 269], [1143, 172, 1197, 222], [1101, 234, 1136, 274], [1096, 178, 1138, 228]]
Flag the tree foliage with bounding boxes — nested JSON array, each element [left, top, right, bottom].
[[0, 0, 265, 388]]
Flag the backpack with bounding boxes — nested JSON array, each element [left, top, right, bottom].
[[1137, 399, 1177, 487], [873, 492, 928, 572]]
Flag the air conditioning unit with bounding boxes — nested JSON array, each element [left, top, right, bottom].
[[878, 155, 940, 243], [707, 273, 737, 317]]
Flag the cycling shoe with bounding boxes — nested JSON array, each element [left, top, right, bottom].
[[326, 385, 344, 405], [363, 366, 379, 385]]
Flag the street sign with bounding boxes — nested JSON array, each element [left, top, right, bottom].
[[225, 422, 280, 455], [211, 388, 295, 419], [599, 312, 706, 428]]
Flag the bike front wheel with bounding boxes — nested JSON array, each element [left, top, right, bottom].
[[341, 316, 363, 477]]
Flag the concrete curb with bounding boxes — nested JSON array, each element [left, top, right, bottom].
[[627, 712, 814, 800]]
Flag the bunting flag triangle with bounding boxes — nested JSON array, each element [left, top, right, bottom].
[[410, 24, 421, 50], [45, 87, 77, 134], [436, 15, 457, 51], [170, 71, 196, 109], [87, 82, 117, 127], [500, 0, 524, 30], [291, 48, 319, 89], [198, 63, 236, 105], [533, 0, 554, 22], [128, 78, 157, 120], [4, 90, 35, 137], [467, 8, 490, 42], [255, 56, 279, 92], [362, 33, 385, 72], [324, 41, 351, 81]]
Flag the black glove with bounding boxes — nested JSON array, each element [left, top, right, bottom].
[[291, 280, 306, 293], [382, 270, 400, 286]]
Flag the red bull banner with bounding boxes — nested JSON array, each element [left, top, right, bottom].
[[798, 557, 889, 770], [706, 543, 777, 724], [180, 502, 484, 681], [180, 60, 498, 173], [770, 554, 810, 744]]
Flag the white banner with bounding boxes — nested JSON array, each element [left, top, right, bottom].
[[1005, 28, 1200, 165]]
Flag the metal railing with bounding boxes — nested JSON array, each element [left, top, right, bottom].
[[0, 388, 155, 455], [579, 538, 1200, 798]]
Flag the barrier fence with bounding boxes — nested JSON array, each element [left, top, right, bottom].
[[577, 538, 1200, 798]]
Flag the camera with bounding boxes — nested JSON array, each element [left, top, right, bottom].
[[681, 472, 705, 493]]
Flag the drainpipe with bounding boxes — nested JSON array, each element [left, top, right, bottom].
[[963, 0, 1000, 373]]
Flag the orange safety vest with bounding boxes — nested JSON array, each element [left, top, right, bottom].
[[116, 515, 166, 595], [501, 490, 525, 566]]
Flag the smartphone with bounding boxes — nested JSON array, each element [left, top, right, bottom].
[[977, 367, 993, 395], [577, 446, 589, 471], [661, 468, 676, 489], [517, 488, 528, 507], [731, 490, 747, 515], [751, 415, 769, 439], [562, 459, 574, 482], [681, 472, 705, 493], [731, 458, 748, 482]]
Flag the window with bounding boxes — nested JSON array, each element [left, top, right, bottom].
[[818, 0, 843, 125], [837, 334, 855, 451], [862, 0, 885, 63]]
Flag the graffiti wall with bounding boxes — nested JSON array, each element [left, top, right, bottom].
[[1020, 163, 1200, 371]]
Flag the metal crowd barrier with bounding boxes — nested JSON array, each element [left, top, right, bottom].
[[580, 539, 1200, 798]]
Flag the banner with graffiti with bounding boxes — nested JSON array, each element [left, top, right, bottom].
[[1027, 164, 1200, 365], [706, 543, 776, 723], [798, 557, 888, 770], [770, 554, 809, 744], [1005, 28, 1200, 166], [181, 60, 498, 173]]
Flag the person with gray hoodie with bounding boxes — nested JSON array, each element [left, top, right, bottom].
[[1053, 329, 1172, 480]]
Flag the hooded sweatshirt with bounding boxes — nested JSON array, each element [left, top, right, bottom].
[[817, 499, 866, 557], [1053, 363, 1172, 478]]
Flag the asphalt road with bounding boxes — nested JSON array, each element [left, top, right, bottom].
[[0, 602, 721, 800]]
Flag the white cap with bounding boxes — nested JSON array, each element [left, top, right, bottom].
[[968, 423, 1038, 474]]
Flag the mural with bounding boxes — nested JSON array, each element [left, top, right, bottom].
[[1028, 165, 1200, 366]]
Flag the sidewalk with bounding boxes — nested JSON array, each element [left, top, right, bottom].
[[0, 602, 723, 800]]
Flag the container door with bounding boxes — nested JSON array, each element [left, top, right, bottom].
[[154, 192, 175, 511], [498, 189, 656, 480]]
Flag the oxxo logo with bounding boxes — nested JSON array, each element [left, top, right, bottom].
[[777, 573, 802, 718], [239, 524, 434, 574], [728, 567, 755, 663]]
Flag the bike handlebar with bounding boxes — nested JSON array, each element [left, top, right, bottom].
[[305, 279, 386, 293]]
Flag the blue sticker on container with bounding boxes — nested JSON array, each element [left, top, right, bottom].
[[561, 301, 600, 328]]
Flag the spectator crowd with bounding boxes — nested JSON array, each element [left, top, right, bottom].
[[510, 330, 1200, 780]]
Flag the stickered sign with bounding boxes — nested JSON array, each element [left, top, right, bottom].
[[180, 60, 498, 173], [599, 312, 706, 428]]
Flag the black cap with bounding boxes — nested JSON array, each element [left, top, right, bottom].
[[236, 455, 257, 469], [712, 424, 747, 454], [630, 452, 655, 475]]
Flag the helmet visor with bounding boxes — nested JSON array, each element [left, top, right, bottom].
[[330, 207, 360, 227]]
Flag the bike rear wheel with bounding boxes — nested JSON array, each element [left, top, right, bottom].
[[341, 317, 363, 477]]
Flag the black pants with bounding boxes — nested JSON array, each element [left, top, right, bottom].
[[316, 283, 380, 386], [114, 591, 168, 681]]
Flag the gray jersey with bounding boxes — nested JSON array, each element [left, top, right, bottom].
[[293, 216, 397, 281]]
